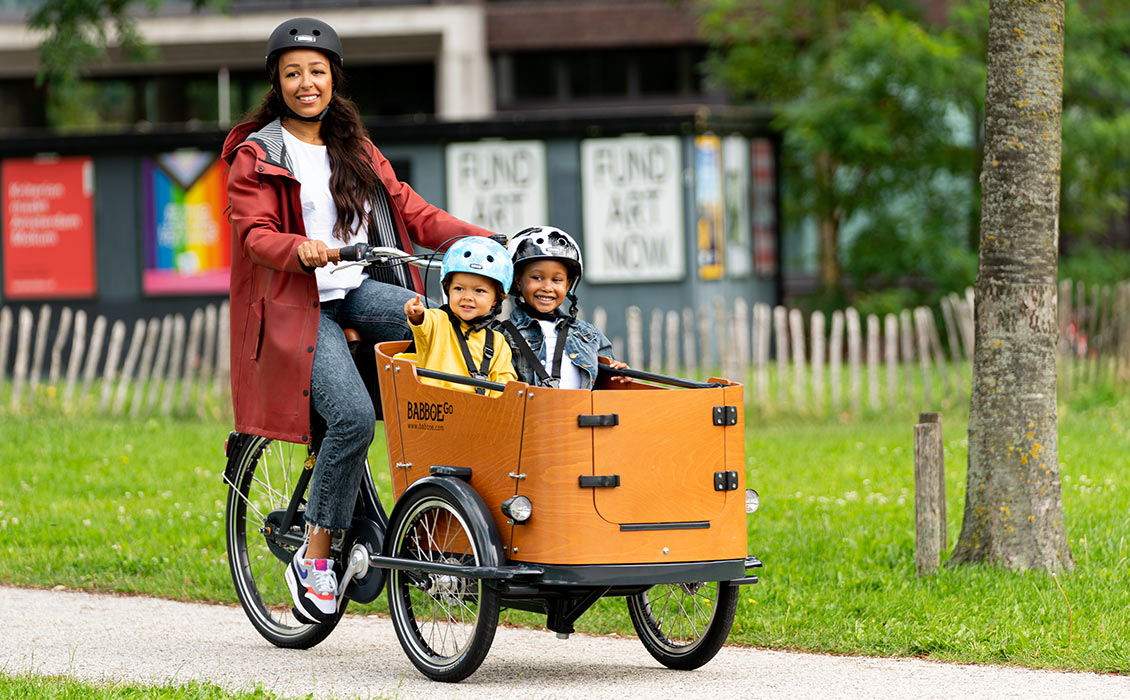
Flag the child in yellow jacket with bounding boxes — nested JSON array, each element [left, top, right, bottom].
[[404, 236, 516, 395]]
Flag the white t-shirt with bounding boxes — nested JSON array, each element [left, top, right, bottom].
[[538, 319, 583, 390], [282, 128, 368, 302]]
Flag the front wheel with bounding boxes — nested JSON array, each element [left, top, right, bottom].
[[627, 580, 738, 670], [386, 485, 500, 682], [225, 435, 344, 648]]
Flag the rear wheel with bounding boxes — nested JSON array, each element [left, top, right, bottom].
[[225, 436, 344, 648], [386, 485, 500, 682], [627, 580, 738, 670]]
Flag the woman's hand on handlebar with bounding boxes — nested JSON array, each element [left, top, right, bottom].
[[405, 295, 426, 325], [297, 240, 332, 268]]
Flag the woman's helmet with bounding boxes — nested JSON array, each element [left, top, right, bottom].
[[266, 17, 344, 71], [440, 237, 514, 298], [506, 226, 583, 294]]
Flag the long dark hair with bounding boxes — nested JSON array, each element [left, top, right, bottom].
[[248, 60, 379, 243]]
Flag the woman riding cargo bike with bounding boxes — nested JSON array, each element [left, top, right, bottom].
[[223, 15, 762, 684]]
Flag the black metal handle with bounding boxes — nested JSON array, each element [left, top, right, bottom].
[[579, 475, 620, 488], [578, 414, 619, 427], [598, 365, 726, 389]]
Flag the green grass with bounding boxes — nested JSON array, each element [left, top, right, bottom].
[[1, 387, 1128, 673], [0, 674, 324, 700]]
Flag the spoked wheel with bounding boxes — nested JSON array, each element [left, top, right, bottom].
[[386, 485, 500, 682], [627, 580, 738, 670], [225, 436, 344, 648]]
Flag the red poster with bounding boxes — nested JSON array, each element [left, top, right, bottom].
[[2, 156, 96, 299]]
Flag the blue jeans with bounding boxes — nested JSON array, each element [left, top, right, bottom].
[[305, 278, 417, 531]]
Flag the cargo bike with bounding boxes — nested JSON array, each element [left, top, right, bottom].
[[222, 244, 762, 682]]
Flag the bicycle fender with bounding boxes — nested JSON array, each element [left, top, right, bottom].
[[384, 475, 505, 568]]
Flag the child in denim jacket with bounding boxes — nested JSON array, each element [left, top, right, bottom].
[[497, 226, 628, 389]]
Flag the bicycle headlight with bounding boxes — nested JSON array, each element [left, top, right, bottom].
[[501, 495, 532, 523], [745, 489, 760, 514]]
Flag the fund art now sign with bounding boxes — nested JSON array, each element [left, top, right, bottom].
[[445, 140, 547, 234], [581, 136, 685, 283], [2, 156, 96, 299]]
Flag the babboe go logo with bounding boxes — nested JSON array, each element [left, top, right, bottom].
[[406, 400, 453, 422]]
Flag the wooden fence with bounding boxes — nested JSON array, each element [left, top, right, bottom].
[[0, 302, 230, 418], [0, 278, 1126, 419]]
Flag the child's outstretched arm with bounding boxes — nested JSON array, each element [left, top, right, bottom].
[[404, 295, 426, 325]]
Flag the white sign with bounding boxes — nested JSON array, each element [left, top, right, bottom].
[[581, 136, 685, 283], [445, 140, 547, 234]]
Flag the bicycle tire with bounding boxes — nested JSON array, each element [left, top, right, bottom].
[[627, 580, 738, 670]]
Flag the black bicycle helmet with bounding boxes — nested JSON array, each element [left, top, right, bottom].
[[506, 226, 583, 294], [266, 17, 343, 72]]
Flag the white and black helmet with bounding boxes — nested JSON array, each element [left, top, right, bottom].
[[506, 226, 583, 294], [266, 17, 344, 72]]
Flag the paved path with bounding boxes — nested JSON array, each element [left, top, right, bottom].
[[3, 586, 1127, 699]]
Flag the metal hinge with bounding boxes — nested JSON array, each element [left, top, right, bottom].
[[713, 405, 738, 426], [714, 470, 739, 491]]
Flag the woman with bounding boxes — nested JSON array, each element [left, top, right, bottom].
[[222, 16, 493, 623]]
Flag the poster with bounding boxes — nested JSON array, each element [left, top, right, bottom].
[[445, 140, 547, 234], [580, 135, 684, 283], [2, 156, 96, 299], [695, 135, 726, 280], [751, 138, 778, 276], [723, 135, 752, 279], [142, 151, 230, 295]]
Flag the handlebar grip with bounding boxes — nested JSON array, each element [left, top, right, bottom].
[[337, 243, 369, 262]]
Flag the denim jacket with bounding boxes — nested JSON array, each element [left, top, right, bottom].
[[498, 304, 615, 390]]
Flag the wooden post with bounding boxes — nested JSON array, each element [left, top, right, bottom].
[[884, 313, 899, 409], [845, 307, 861, 415], [811, 311, 826, 415], [919, 411, 946, 552], [160, 314, 187, 415], [789, 308, 806, 411], [866, 313, 880, 412], [900, 309, 916, 405], [954, 291, 975, 362], [197, 305, 218, 416], [914, 417, 943, 576], [753, 303, 770, 411], [829, 310, 844, 412], [664, 310, 680, 377], [79, 315, 108, 406], [773, 305, 789, 409], [99, 321, 127, 413], [733, 298, 750, 382], [682, 308, 698, 378], [922, 307, 950, 401], [648, 308, 663, 373], [48, 306, 73, 386], [0, 306, 12, 388], [1100, 285, 1114, 382], [626, 306, 644, 370], [114, 319, 146, 416], [145, 315, 174, 412], [592, 306, 608, 336], [914, 307, 934, 407], [179, 308, 205, 413], [62, 310, 87, 410], [214, 300, 231, 404], [714, 297, 729, 379], [131, 318, 161, 417], [940, 295, 962, 363], [698, 303, 713, 377], [29, 305, 51, 395], [10, 307, 34, 411]]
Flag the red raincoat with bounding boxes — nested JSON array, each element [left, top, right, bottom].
[[223, 119, 492, 444]]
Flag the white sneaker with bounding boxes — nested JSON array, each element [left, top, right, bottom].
[[284, 543, 338, 623]]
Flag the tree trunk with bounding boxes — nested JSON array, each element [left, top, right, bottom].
[[949, 0, 1072, 572], [815, 151, 840, 290]]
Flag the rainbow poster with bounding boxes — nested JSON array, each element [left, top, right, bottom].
[[142, 151, 230, 295]]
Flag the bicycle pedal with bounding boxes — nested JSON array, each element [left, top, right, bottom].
[[292, 606, 315, 625]]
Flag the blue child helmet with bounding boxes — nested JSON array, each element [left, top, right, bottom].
[[440, 236, 514, 296]]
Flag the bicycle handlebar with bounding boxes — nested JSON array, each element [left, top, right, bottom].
[[328, 243, 444, 273]]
